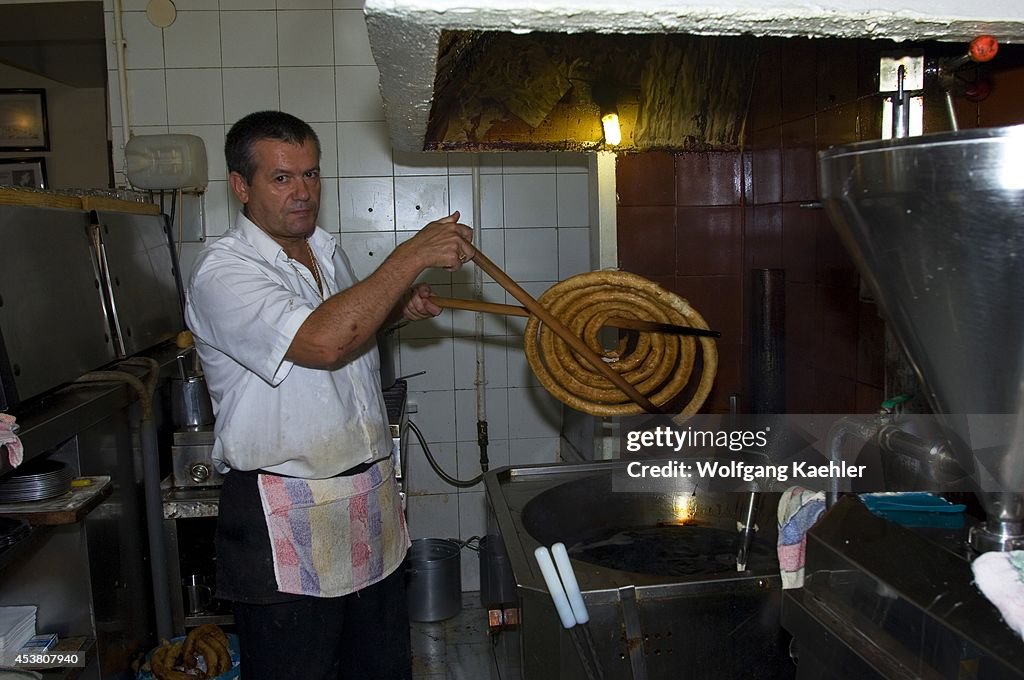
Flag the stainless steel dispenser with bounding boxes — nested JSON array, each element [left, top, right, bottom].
[[818, 124, 1024, 552]]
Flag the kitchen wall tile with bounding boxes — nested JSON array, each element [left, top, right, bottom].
[[406, 494, 458, 541], [780, 117, 817, 202], [163, 11, 221, 68], [507, 387, 560, 439], [455, 389, 510, 443], [855, 39, 881, 99], [407, 440, 457, 494], [785, 365, 817, 414], [504, 228, 558, 282], [616, 152, 675, 206], [280, 67, 336, 122], [673, 275, 743, 345], [395, 176, 450, 231], [675, 207, 742, 276], [506, 329, 543, 388], [166, 69, 224, 125], [781, 204, 816, 283], [221, 0, 277, 9], [335, 65, 385, 121], [450, 282, 508, 337], [278, 0, 333, 8], [556, 173, 589, 227], [222, 68, 280, 124], [309, 121, 338, 177], [979, 65, 1024, 128], [338, 230, 396, 279], [750, 127, 781, 205], [318, 176, 341, 232], [855, 383, 884, 415], [168, 124, 227, 181], [816, 103, 858, 150], [748, 38, 782, 132], [337, 121, 393, 176], [747, 205, 783, 269], [556, 153, 590, 173], [123, 12, 164, 69], [857, 300, 885, 388], [452, 337, 509, 389], [393, 151, 449, 176], [278, 10, 334, 65], [503, 174, 557, 227], [816, 38, 859, 110], [815, 369, 856, 413], [332, 0, 364, 8], [814, 211, 858, 289], [202, 181, 231, 236], [456, 495, 487, 562], [448, 153, 503, 175], [675, 152, 742, 206], [785, 281, 820, 376], [857, 97, 883, 142], [339, 176, 395, 231], [703, 342, 742, 413], [780, 38, 817, 122], [221, 12, 278, 67], [160, 0, 214, 7], [127, 70, 167, 126], [448, 175, 503, 230], [333, 9, 374, 65], [558, 227, 591, 279], [817, 283, 858, 379], [501, 152, 556, 173], [617, 206, 675, 276], [509, 436, 561, 466], [400, 339, 456, 392]]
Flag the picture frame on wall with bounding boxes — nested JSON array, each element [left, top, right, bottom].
[[0, 157, 47, 189], [0, 88, 50, 151]]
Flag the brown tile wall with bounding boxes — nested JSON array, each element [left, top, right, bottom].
[[617, 37, 1024, 414]]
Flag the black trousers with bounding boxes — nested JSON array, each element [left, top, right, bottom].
[[232, 563, 412, 680]]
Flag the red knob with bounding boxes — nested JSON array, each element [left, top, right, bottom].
[[969, 35, 999, 62]]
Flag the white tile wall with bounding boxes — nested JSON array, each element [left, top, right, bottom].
[[105, 6, 595, 583]]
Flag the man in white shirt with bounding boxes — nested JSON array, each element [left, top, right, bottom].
[[185, 110, 473, 679]]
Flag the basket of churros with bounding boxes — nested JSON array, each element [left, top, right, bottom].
[[138, 624, 239, 680]]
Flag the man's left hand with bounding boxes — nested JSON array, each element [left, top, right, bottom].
[[402, 284, 442, 321]]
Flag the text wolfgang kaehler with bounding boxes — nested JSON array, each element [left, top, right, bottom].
[[625, 459, 866, 483]]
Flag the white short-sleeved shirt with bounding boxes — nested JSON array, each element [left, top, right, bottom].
[[184, 212, 392, 478]]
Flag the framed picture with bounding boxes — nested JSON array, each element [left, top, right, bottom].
[[0, 89, 50, 151], [0, 158, 47, 189]]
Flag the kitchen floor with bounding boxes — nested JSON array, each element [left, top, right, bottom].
[[410, 591, 522, 680]]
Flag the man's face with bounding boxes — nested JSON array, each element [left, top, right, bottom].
[[230, 138, 321, 245]]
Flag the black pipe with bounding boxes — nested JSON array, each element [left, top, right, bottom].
[[750, 268, 785, 414]]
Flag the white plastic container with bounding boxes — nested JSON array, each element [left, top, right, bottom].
[[125, 133, 208, 190]]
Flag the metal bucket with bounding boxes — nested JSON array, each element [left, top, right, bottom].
[[406, 538, 462, 622]]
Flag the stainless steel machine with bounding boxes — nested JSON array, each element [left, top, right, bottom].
[[484, 461, 792, 680], [782, 124, 1024, 677]]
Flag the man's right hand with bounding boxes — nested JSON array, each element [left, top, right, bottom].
[[402, 211, 475, 272]]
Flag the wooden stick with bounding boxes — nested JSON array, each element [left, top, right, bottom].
[[432, 297, 720, 338], [468, 251, 661, 414]]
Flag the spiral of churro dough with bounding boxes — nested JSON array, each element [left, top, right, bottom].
[[523, 271, 717, 418]]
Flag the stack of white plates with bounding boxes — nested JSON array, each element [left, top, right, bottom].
[[0, 460, 72, 503], [0, 606, 36, 665]]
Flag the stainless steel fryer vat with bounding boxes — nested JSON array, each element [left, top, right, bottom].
[[484, 460, 793, 680]]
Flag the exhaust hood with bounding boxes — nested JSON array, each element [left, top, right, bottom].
[[365, 0, 1024, 152]]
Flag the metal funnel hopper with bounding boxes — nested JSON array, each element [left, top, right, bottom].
[[818, 124, 1024, 550]]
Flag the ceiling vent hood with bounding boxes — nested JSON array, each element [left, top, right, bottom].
[[365, 0, 1024, 153]]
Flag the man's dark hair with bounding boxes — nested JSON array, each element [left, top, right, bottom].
[[225, 111, 321, 184]]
